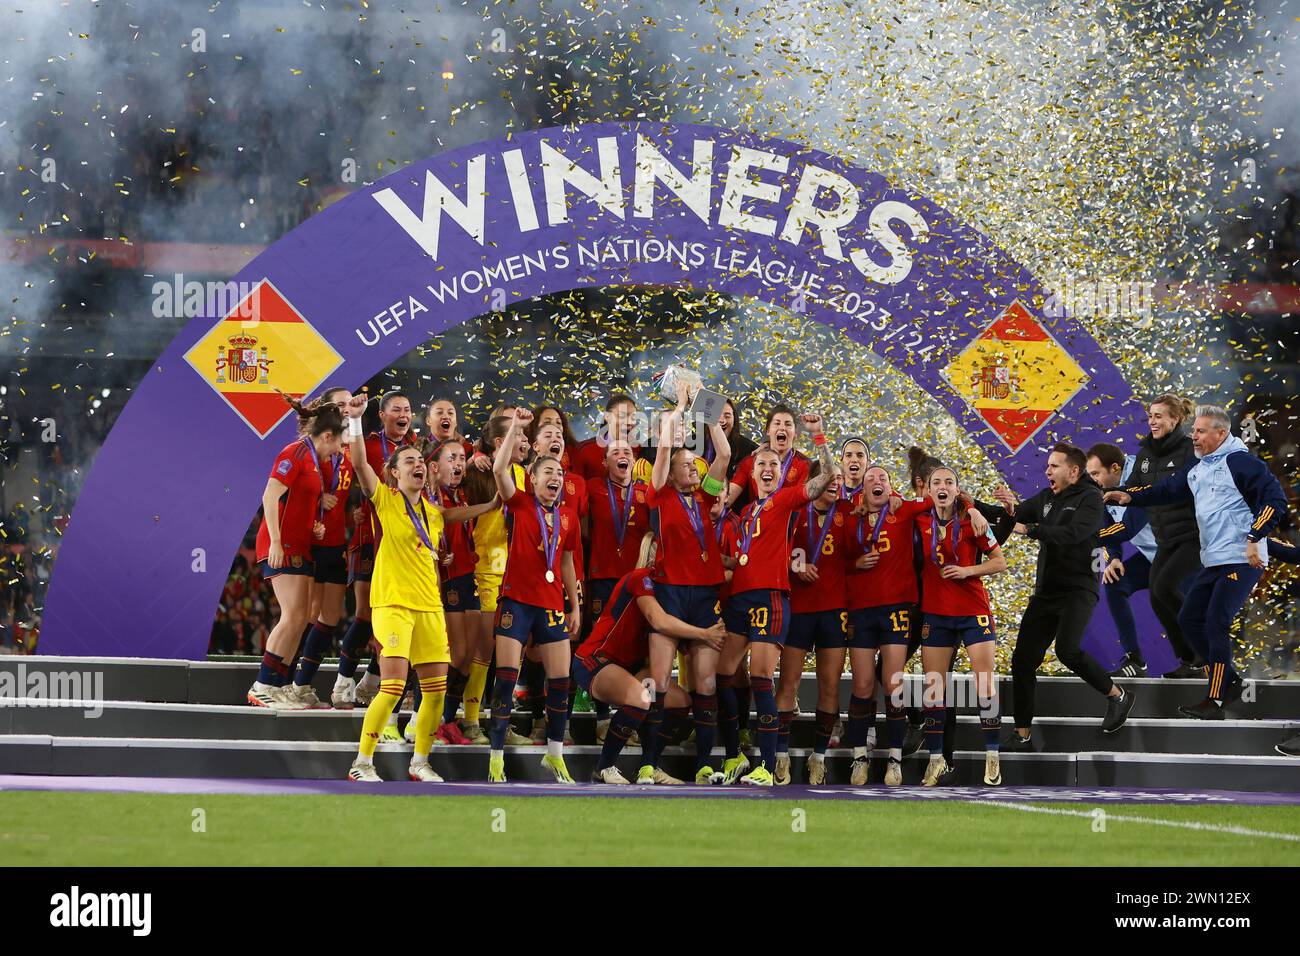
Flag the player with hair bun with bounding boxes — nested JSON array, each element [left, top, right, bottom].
[[247, 393, 344, 710], [486, 408, 584, 783]]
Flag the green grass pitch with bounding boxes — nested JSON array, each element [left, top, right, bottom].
[[3, 792, 1299, 866]]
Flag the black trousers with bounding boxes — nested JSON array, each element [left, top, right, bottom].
[[1011, 589, 1112, 729], [1148, 541, 1202, 664]]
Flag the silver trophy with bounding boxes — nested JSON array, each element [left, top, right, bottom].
[[658, 364, 702, 401]]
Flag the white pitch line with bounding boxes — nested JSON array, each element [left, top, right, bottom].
[[972, 800, 1300, 843]]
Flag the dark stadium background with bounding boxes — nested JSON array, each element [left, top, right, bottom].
[[1, 1, 1296, 670]]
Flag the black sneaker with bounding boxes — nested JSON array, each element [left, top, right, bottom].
[[902, 720, 926, 758], [1275, 734, 1300, 758], [1000, 730, 1035, 752], [1109, 655, 1147, 678], [1102, 687, 1136, 733], [1163, 662, 1205, 680], [1178, 697, 1226, 720]]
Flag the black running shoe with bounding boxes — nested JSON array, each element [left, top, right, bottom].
[[1000, 730, 1035, 752], [1109, 655, 1147, 678], [1163, 662, 1205, 680], [1102, 687, 1136, 734], [1178, 697, 1226, 720], [902, 720, 925, 758], [1276, 734, 1300, 758]]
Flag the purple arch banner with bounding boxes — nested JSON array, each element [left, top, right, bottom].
[[44, 121, 1147, 659]]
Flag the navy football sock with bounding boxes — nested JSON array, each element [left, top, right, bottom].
[[597, 705, 645, 772], [752, 676, 777, 770]]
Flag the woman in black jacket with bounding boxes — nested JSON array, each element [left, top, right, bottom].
[[1129, 394, 1204, 677]]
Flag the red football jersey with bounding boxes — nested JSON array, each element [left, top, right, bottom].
[[351, 430, 415, 550], [646, 483, 725, 587], [732, 449, 810, 500], [789, 500, 852, 614], [576, 567, 656, 669], [573, 439, 645, 482], [587, 478, 650, 581], [916, 509, 998, 617], [500, 488, 581, 612], [524, 468, 588, 577], [845, 498, 929, 610], [256, 439, 324, 561], [729, 484, 812, 595], [319, 453, 354, 548], [437, 485, 478, 580]]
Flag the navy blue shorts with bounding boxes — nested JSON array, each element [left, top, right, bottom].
[[442, 572, 480, 612], [495, 596, 568, 647], [724, 589, 790, 646], [922, 612, 996, 649], [586, 577, 618, 629], [347, 544, 375, 585], [572, 653, 616, 695], [786, 609, 848, 651], [260, 555, 313, 580], [312, 545, 348, 586], [849, 603, 915, 650], [655, 583, 722, 631]]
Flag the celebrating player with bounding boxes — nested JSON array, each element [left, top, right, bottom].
[[727, 404, 811, 507], [340, 397, 498, 783], [839, 437, 870, 501], [646, 382, 732, 784], [427, 438, 483, 744], [717, 413, 839, 786], [289, 387, 354, 709], [915, 466, 1008, 787], [247, 396, 344, 709], [777, 464, 851, 784], [575, 533, 727, 784], [333, 391, 416, 709], [487, 408, 583, 783]]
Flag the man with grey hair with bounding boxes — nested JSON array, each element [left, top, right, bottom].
[[1106, 405, 1289, 718]]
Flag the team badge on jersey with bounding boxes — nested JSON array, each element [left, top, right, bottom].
[[290, 555, 303, 568], [447, 589, 460, 607], [499, 611, 514, 630], [565, 480, 575, 496], [592, 599, 603, 616], [1043, 502, 1053, 516], [1141, 459, 1150, 473], [833, 512, 844, 526]]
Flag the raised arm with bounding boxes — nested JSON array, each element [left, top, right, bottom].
[[704, 420, 731, 485], [1113, 463, 1193, 508], [344, 394, 378, 498], [493, 407, 532, 502], [800, 413, 838, 500], [652, 382, 690, 491]]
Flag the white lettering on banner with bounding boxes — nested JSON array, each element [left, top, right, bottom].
[[374, 134, 932, 288], [372, 155, 487, 259]]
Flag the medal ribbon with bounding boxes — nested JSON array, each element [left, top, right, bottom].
[[929, 508, 960, 567], [535, 498, 561, 574], [402, 493, 435, 556], [805, 503, 834, 567], [608, 478, 635, 548], [678, 491, 708, 554]]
